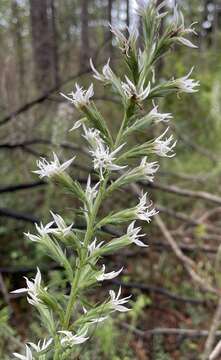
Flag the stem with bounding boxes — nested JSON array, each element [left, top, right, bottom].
[[115, 111, 128, 148], [62, 177, 108, 329]]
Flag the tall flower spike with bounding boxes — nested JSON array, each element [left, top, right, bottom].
[[121, 76, 151, 102], [90, 58, 114, 82], [13, 345, 33, 360], [127, 221, 147, 247], [109, 287, 131, 312], [59, 329, 89, 346], [61, 83, 94, 109], [11, 268, 43, 307], [136, 193, 158, 222], [33, 152, 75, 179], [154, 127, 177, 157], [96, 265, 123, 281], [90, 142, 127, 179]]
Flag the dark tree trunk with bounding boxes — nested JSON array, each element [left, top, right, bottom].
[[11, 0, 26, 103], [80, 0, 89, 71], [126, 0, 130, 27], [48, 0, 60, 86], [106, 0, 113, 55], [29, 0, 59, 93]]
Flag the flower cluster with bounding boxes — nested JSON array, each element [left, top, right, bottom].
[[12, 1, 199, 359]]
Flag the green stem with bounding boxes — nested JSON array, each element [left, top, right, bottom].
[[62, 177, 108, 330]]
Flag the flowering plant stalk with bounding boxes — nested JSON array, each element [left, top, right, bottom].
[[11, 1, 199, 359]]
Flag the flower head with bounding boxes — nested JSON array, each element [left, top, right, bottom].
[[90, 58, 114, 82], [59, 329, 89, 346], [136, 193, 158, 222], [11, 268, 43, 306], [127, 221, 147, 247], [82, 125, 104, 149], [172, 68, 199, 93], [121, 76, 150, 102], [154, 127, 177, 157], [88, 238, 104, 256], [90, 142, 126, 179], [109, 287, 131, 312], [50, 211, 73, 237], [85, 175, 99, 205], [173, 5, 198, 48], [110, 24, 138, 56], [139, 157, 159, 182], [28, 338, 53, 353], [13, 345, 33, 360], [96, 265, 123, 281], [61, 83, 94, 109], [33, 152, 75, 179], [149, 105, 172, 123]]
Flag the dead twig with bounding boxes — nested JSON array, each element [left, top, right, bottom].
[[202, 296, 221, 360]]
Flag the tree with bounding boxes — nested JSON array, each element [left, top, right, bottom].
[[29, 0, 60, 93], [80, 0, 90, 71]]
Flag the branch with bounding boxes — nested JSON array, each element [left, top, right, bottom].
[[202, 296, 221, 360], [148, 181, 221, 206], [121, 323, 221, 339]]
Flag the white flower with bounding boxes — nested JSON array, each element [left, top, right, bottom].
[[11, 268, 42, 306], [173, 68, 199, 93], [82, 125, 104, 149], [33, 152, 75, 179], [154, 127, 177, 157], [127, 221, 147, 247], [173, 6, 197, 48], [90, 58, 114, 82], [136, 193, 158, 222], [139, 157, 159, 182], [90, 142, 126, 179], [25, 214, 72, 242], [110, 25, 138, 56], [13, 345, 33, 360], [88, 238, 104, 256], [59, 329, 89, 346], [109, 287, 131, 312], [96, 265, 123, 281], [28, 338, 53, 353], [85, 175, 99, 205], [121, 76, 150, 102], [60, 83, 94, 109], [50, 211, 73, 237], [149, 105, 172, 123], [25, 221, 54, 242]]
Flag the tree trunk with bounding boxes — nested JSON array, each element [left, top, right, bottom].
[[29, 0, 59, 93], [106, 0, 113, 55], [11, 0, 26, 103], [126, 0, 130, 27], [47, 0, 60, 86], [80, 0, 89, 71]]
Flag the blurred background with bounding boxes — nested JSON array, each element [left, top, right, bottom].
[[1, 0, 221, 359]]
